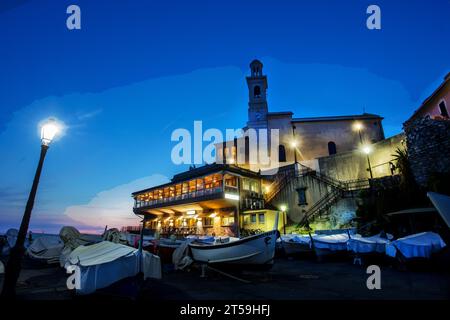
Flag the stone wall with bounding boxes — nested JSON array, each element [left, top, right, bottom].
[[404, 117, 450, 187], [317, 133, 405, 181]]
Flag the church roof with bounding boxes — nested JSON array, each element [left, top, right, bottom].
[[292, 113, 383, 123]]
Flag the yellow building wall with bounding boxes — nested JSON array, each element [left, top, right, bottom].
[[241, 210, 284, 233]]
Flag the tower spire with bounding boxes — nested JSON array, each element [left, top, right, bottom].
[[246, 59, 268, 129]]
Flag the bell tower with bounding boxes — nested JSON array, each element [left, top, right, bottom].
[[246, 59, 268, 129]]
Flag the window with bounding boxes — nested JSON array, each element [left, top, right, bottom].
[[278, 145, 287, 162], [296, 187, 307, 205], [222, 216, 235, 226], [328, 141, 337, 155], [250, 214, 257, 223], [254, 86, 261, 97], [439, 101, 449, 118], [258, 213, 265, 224]]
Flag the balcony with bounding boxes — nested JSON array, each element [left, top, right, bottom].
[[133, 172, 242, 211], [134, 185, 226, 209]]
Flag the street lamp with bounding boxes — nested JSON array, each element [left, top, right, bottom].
[[1, 118, 61, 298], [291, 125, 298, 164], [361, 144, 374, 179], [280, 204, 287, 235]]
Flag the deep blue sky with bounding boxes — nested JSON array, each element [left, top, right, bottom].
[[0, 0, 449, 233]]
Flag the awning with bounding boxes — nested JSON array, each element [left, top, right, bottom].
[[428, 192, 450, 229]]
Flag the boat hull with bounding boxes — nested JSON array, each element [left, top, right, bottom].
[[189, 230, 278, 265]]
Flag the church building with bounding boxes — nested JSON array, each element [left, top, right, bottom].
[[132, 59, 391, 236]]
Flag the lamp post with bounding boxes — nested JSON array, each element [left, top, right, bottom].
[[362, 145, 374, 179], [1, 118, 60, 298], [280, 204, 287, 235], [291, 125, 298, 164], [353, 122, 373, 179]]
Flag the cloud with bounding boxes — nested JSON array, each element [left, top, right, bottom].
[[64, 174, 169, 230], [77, 108, 103, 121]]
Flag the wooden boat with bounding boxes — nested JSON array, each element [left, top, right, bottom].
[[189, 213, 280, 265], [189, 229, 278, 265]]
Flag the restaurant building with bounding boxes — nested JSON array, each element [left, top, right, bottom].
[[132, 164, 283, 237]]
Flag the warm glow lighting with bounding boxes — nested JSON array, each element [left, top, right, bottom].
[[209, 213, 217, 218], [290, 140, 298, 148], [362, 145, 372, 155], [280, 204, 287, 212], [264, 185, 271, 193], [228, 158, 235, 164], [225, 193, 239, 201], [40, 118, 60, 146], [186, 210, 196, 215], [353, 122, 363, 131]]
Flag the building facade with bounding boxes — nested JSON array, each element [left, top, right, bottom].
[[216, 59, 385, 173], [406, 72, 450, 124], [132, 59, 399, 234], [132, 164, 283, 237]]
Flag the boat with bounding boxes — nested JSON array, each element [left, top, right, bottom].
[[280, 234, 313, 256], [188, 213, 279, 265], [189, 229, 278, 265], [385, 231, 446, 260], [64, 241, 161, 295], [26, 235, 64, 264], [347, 232, 393, 255], [311, 233, 350, 261]]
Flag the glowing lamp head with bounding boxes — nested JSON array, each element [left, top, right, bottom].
[[353, 122, 363, 131], [280, 204, 287, 212], [40, 118, 60, 146], [290, 140, 298, 148], [362, 145, 372, 155]]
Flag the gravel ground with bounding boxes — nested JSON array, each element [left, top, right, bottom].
[[1, 255, 449, 300]]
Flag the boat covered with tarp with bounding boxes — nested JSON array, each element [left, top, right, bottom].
[[64, 241, 161, 295], [385, 231, 446, 259]]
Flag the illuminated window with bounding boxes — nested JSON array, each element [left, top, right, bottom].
[[175, 184, 182, 196], [225, 176, 237, 187], [222, 216, 235, 226], [189, 180, 196, 193], [196, 178, 204, 190]]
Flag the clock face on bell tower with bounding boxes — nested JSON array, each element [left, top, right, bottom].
[[246, 59, 268, 129]]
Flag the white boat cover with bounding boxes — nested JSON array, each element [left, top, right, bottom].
[[172, 238, 194, 270], [281, 234, 312, 245], [428, 192, 450, 229], [65, 241, 161, 295], [347, 233, 392, 254], [67, 241, 136, 266], [312, 233, 349, 251], [26, 235, 64, 263], [385, 231, 447, 259]]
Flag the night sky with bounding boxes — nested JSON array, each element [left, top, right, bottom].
[[0, 0, 449, 233]]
